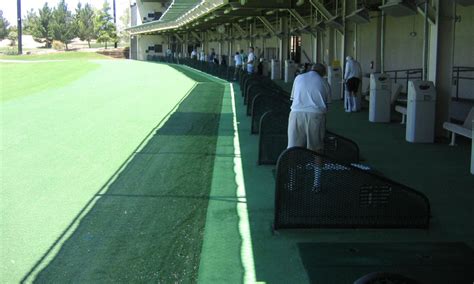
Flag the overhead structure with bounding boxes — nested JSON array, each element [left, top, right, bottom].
[[128, 0, 227, 35], [346, 8, 370, 24], [454, 0, 474, 6], [379, 0, 417, 17]]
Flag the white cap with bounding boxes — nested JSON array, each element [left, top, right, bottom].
[[346, 56, 353, 61]]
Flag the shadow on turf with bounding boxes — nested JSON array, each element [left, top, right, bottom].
[[25, 73, 232, 283]]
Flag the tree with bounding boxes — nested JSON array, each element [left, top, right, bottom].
[[23, 9, 37, 35], [75, 2, 95, 48], [8, 27, 18, 46], [118, 6, 130, 45], [51, 0, 77, 50], [0, 10, 10, 40], [94, 1, 117, 49], [31, 3, 53, 48]]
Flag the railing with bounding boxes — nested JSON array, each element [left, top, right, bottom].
[[374, 66, 474, 100], [452, 66, 474, 101], [374, 68, 423, 93]]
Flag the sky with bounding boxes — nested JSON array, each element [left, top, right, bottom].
[[1, 0, 132, 29]]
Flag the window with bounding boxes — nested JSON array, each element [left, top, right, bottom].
[[155, 44, 163, 53]]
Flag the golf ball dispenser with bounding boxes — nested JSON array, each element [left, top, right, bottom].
[[328, 65, 342, 100], [406, 80, 437, 143], [369, 73, 392, 123], [271, 59, 280, 80], [284, 60, 298, 83]]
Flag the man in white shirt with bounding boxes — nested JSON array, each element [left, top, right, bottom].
[[247, 47, 255, 74], [288, 63, 331, 152], [233, 51, 243, 80], [344, 56, 362, 112], [191, 48, 197, 60]]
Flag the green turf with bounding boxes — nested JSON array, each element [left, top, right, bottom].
[[0, 51, 110, 61], [193, 79, 474, 283], [1, 61, 204, 282], [0, 61, 100, 102]]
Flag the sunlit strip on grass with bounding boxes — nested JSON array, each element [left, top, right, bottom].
[[230, 83, 257, 283]]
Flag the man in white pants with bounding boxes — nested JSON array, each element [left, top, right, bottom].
[[288, 63, 330, 153], [247, 47, 255, 74], [344, 56, 362, 112]]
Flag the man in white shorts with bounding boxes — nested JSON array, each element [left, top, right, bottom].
[[288, 63, 330, 153]]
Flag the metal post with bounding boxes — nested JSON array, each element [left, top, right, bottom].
[[381, 0, 385, 72], [422, 0, 429, 81], [17, 0, 22, 55], [113, 0, 117, 48]]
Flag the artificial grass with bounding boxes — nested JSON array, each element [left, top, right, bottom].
[[1, 61, 201, 282], [0, 51, 110, 61], [0, 60, 100, 102], [194, 79, 474, 283], [34, 82, 225, 283]]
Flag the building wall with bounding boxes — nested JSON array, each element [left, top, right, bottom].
[[137, 2, 165, 25], [137, 35, 167, 61], [453, 5, 474, 100], [384, 14, 424, 71]]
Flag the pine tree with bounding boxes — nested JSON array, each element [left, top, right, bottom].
[[23, 9, 37, 35], [51, 0, 77, 50], [31, 3, 53, 48], [94, 1, 117, 49], [75, 2, 95, 48], [0, 10, 10, 40]]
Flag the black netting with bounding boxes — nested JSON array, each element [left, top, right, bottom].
[[258, 110, 290, 165], [324, 131, 360, 163], [251, 94, 289, 134], [274, 147, 430, 229]]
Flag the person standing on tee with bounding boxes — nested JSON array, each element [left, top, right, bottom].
[[344, 56, 362, 112], [247, 47, 255, 74], [234, 51, 243, 80], [288, 63, 331, 152]]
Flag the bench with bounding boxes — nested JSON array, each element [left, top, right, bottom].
[[274, 147, 430, 230], [443, 107, 474, 146], [395, 105, 407, 124]]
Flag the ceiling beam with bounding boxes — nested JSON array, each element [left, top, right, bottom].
[[191, 31, 202, 42], [308, 0, 333, 20], [257, 16, 277, 36]]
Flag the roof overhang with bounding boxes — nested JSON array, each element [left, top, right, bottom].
[[128, 0, 227, 35]]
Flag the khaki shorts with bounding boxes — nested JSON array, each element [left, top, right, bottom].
[[288, 111, 326, 152]]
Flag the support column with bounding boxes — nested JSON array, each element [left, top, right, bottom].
[[229, 28, 234, 66], [279, 16, 289, 80], [327, 29, 335, 65], [380, 1, 386, 72], [218, 39, 222, 64], [434, 0, 455, 136], [374, 13, 383, 72]]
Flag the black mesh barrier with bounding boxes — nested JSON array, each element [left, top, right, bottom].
[[258, 110, 290, 165], [274, 147, 430, 229], [324, 131, 360, 163], [251, 94, 289, 134], [241, 74, 258, 96], [245, 80, 278, 107], [247, 86, 289, 116], [226, 66, 235, 81], [246, 85, 274, 111]]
